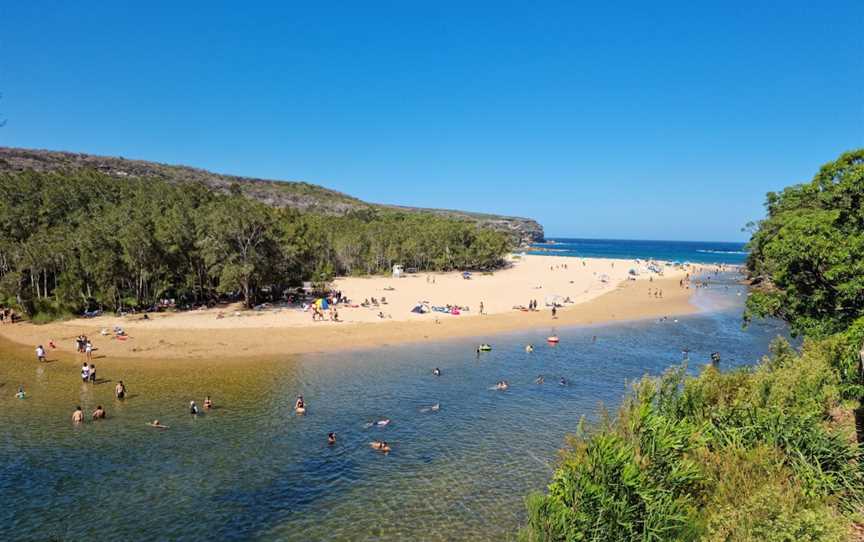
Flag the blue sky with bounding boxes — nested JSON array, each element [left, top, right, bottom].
[[1, 2, 862, 241]]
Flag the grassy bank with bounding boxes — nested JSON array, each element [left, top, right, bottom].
[[522, 337, 862, 541]]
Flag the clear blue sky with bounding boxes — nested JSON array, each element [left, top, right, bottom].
[[1, 2, 862, 241]]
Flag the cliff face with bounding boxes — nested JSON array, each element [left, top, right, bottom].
[[0, 147, 544, 245]]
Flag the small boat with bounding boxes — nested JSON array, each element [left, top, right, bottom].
[[546, 336, 560, 343], [478, 344, 492, 351]]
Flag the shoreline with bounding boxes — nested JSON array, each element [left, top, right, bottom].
[[0, 257, 698, 367]]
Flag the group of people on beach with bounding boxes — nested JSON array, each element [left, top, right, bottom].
[[0, 307, 18, 324], [75, 335, 94, 361]]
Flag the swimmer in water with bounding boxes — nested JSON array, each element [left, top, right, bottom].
[[535, 375, 544, 384], [72, 406, 84, 424], [433, 368, 441, 376], [328, 432, 337, 445], [559, 377, 567, 386], [370, 440, 391, 453], [496, 381, 509, 391], [92, 405, 106, 420], [204, 396, 213, 410], [148, 420, 169, 429], [294, 396, 305, 410], [525, 344, 534, 353], [190, 401, 199, 415], [376, 418, 391, 426]]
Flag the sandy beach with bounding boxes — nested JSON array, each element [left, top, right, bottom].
[[0, 255, 698, 363]]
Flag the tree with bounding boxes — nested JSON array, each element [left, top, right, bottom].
[[746, 149, 864, 337]]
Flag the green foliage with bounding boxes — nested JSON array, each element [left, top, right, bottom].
[[0, 170, 513, 316], [745, 149, 864, 338], [522, 340, 861, 541]]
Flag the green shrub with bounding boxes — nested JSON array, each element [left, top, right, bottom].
[[522, 338, 861, 541]]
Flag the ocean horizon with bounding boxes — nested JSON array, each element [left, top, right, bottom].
[[529, 237, 748, 265]]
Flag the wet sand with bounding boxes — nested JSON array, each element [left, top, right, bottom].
[[0, 256, 695, 366]]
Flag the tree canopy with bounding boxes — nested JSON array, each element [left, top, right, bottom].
[[745, 149, 864, 337], [0, 170, 513, 316]]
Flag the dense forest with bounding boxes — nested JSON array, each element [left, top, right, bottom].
[[522, 149, 864, 541], [0, 170, 512, 318]]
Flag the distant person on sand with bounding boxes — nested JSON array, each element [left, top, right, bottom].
[[72, 406, 84, 424], [479, 301, 484, 315], [551, 306, 557, 319]]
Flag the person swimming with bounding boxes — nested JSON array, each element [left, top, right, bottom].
[[295, 396, 306, 414], [148, 420, 169, 429], [495, 381, 509, 391], [432, 368, 441, 376], [92, 405, 106, 420], [328, 432, 337, 445], [375, 418, 390, 426], [370, 440, 391, 453], [525, 344, 534, 353], [420, 403, 441, 413], [204, 396, 213, 410], [535, 375, 544, 384], [559, 377, 567, 386]]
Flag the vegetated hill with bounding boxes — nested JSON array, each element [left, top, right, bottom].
[[0, 147, 544, 245]]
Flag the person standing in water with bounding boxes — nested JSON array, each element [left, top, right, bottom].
[[72, 406, 84, 424], [204, 396, 213, 410], [92, 405, 106, 420], [328, 432, 337, 445], [115, 381, 126, 399], [190, 401, 199, 415]]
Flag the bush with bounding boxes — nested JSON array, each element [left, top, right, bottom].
[[522, 339, 860, 541]]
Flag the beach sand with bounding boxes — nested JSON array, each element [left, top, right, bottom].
[[0, 255, 697, 364]]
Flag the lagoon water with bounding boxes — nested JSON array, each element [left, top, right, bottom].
[[0, 277, 786, 541]]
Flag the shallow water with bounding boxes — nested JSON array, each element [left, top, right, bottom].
[[0, 280, 786, 541]]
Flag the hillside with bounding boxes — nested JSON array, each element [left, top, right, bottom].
[[0, 147, 544, 245]]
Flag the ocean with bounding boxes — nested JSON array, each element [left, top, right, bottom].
[[0, 277, 784, 541], [529, 238, 749, 265]]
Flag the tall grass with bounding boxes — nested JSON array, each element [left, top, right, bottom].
[[522, 338, 863, 541]]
